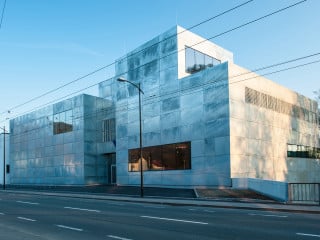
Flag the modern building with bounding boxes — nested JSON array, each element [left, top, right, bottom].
[[6, 26, 319, 201], [8, 94, 116, 185]]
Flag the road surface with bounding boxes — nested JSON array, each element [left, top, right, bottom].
[[0, 192, 319, 239]]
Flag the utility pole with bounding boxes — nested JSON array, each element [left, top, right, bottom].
[[117, 77, 145, 197], [3, 126, 5, 190], [1, 126, 9, 190]]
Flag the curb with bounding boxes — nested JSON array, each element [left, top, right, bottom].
[[1, 190, 319, 215]]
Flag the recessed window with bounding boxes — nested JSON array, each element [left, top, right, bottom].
[[287, 144, 320, 159], [245, 87, 317, 124], [53, 110, 73, 135], [128, 142, 191, 172], [185, 47, 221, 74], [102, 118, 115, 142]]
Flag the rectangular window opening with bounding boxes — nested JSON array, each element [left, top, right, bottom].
[[102, 118, 116, 142], [128, 142, 191, 172], [287, 144, 320, 159], [245, 87, 317, 124], [53, 109, 73, 135], [185, 46, 221, 74]]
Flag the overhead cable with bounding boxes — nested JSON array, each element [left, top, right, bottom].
[[1, 0, 307, 119], [0, 0, 253, 115], [5, 51, 319, 125], [7, 57, 320, 137], [0, 0, 7, 30]]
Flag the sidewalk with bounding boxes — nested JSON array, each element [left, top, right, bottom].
[[1, 186, 319, 214]]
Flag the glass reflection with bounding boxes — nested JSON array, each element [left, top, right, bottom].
[[287, 144, 320, 159], [53, 110, 73, 135], [185, 47, 221, 74], [128, 142, 191, 172]]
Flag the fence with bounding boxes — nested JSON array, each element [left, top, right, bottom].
[[288, 183, 320, 205]]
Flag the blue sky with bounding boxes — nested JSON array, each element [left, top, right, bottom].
[[0, 0, 319, 126]]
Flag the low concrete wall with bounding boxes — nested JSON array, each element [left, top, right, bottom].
[[232, 178, 288, 202]]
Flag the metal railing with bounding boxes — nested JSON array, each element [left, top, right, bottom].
[[288, 183, 320, 205]]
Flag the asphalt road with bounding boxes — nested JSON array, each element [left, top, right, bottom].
[[0, 192, 319, 240]]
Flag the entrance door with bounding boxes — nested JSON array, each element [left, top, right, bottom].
[[105, 153, 116, 184], [111, 164, 116, 184]]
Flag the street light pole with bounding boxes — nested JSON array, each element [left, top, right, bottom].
[[117, 77, 145, 197], [1, 126, 9, 190], [3, 126, 5, 190], [137, 81, 143, 198]]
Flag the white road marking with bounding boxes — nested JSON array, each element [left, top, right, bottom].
[[107, 235, 132, 240], [16, 201, 39, 205], [64, 206, 101, 213], [141, 215, 208, 225], [108, 202, 125, 206], [144, 205, 166, 209], [204, 210, 216, 213], [188, 208, 216, 213], [56, 225, 83, 232], [17, 217, 36, 222], [296, 233, 320, 238], [248, 213, 287, 218]]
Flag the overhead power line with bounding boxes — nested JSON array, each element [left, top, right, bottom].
[[188, 0, 307, 50], [230, 59, 320, 85], [0, 0, 253, 116], [5, 51, 319, 125], [2, 63, 114, 114], [7, 56, 320, 137], [114, 0, 308, 81], [64, 57, 320, 124], [232, 52, 320, 79], [1, 0, 307, 120], [67, 57, 320, 123], [0, 0, 7, 30], [184, 0, 253, 32]]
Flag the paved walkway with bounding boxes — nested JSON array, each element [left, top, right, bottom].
[[1, 186, 319, 214]]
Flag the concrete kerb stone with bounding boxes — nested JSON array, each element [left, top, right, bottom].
[[1, 190, 320, 214]]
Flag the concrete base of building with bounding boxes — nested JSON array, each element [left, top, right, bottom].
[[232, 178, 288, 202]]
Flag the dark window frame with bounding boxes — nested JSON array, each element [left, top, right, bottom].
[[128, 142, 191, 172], [287, 144, 320, 159]]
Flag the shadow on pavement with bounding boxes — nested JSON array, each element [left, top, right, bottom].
[[5, 185, 197, 199]]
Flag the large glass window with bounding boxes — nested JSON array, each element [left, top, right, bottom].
[[53, 110, 73, 135], [128, 142, 191, 172], [185, 47, 221, 74]]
